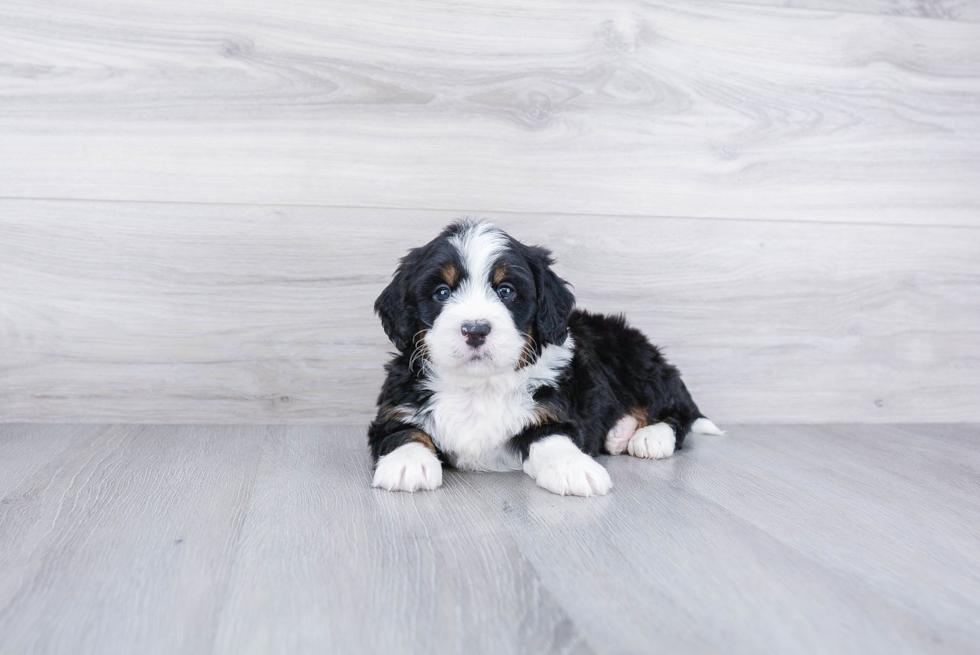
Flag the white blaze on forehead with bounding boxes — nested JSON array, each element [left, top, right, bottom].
[[448, 221, 507, 296], [423, 219, 524, 378]]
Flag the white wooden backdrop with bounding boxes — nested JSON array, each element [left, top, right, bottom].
[[1, 0, 978, 423]]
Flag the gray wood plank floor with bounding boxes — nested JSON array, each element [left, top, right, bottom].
[[1, 423, 977, 654]]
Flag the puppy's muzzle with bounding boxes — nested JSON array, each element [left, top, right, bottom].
[[461, 321, 491, 348]]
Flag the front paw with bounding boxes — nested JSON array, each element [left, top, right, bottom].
[[372, 443, 443, 492], [523, 435, 612, 497]]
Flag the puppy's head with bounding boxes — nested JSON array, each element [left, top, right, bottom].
[[375, 220, 574, 376]]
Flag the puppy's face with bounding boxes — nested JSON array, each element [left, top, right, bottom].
[[375, 221, 575, 377]]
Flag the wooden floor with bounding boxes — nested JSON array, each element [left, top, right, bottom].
[[1, 423, 978, 654]]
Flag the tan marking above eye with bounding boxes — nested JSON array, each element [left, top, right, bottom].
[[440, 263, 458, 286], [493, 265, 508, 285]]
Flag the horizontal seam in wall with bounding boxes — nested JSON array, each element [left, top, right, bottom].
[[1, 195, 977, 232]]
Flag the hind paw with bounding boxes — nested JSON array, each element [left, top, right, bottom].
[[627, 423, 675, 459]]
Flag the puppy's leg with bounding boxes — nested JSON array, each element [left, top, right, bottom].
[[604, 414, 639, 455], [627, 422, 676, 460], [523, 435, 612, 497], [372, 430, 443, 492]]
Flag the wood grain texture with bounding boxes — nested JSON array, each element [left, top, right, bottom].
[[1, 0, 979, 224], [0, 424, 267, 654], [1, 423, 978, 654], [212, 426, 590, 655], [477, 438, 980, 654], [719, 0, 980, 22], [651, 423, 980, 648], [2, 200, 978, 424]]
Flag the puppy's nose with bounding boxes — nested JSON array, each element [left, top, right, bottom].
[[461, 321, 491, 348]]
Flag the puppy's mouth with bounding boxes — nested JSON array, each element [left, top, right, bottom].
[[436, 348, 521, 377], [455, 347, 503, 370], [463, 351, 491, 365]]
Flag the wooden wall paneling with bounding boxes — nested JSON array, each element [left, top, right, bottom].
[[715, 0, 980, 22], [0, 0, 978, 223], [2, 200, 977, 423]]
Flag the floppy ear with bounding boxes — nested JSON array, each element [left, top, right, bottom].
[[374, 262, 416, 352], [529, 246, 575, 347]]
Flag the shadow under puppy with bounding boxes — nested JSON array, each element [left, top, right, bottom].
[[369, 220, 722, 496]]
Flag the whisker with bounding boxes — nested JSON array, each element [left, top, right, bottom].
[[520, 331, 539, 368], [408, 329, 430, 376]]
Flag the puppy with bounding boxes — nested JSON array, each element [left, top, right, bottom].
[[369, 220, 722, 496]]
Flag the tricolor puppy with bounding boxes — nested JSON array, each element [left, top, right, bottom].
[[369, 220, 722, 496]]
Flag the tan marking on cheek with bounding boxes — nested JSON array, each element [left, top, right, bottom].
[[407, 430, 437, 454], [440, 263, 458, 286], [378, 405, 409, 423], [630, 406, 650, 429], [493, 265, 508, 285], [516, 330, 536, 370], [530, 402, 561, 427]]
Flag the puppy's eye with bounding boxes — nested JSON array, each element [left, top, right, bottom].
[[433, 285, 452, 302], [496, 283, 516, 300]]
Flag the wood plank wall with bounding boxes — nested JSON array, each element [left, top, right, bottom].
[[1, 0, 978, 423]]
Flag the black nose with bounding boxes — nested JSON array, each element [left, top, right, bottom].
[[461, 321, 491, 347]]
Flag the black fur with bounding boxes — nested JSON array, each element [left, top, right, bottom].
[[519, 244, 576, 348], [510, 310, 703, 459]]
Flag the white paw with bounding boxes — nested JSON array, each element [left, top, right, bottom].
[[372, 443, 443, 492], [627, 423, 675, 459], [523, 435, 612, 497], [604, 414, 639, 455]]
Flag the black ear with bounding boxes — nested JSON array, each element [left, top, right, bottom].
[[529, 246, 575, 347], [374, 260, 417, 353]]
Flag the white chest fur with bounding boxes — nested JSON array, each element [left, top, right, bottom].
[[408, 338, 574, 472], [421, 376, 533, 471]]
